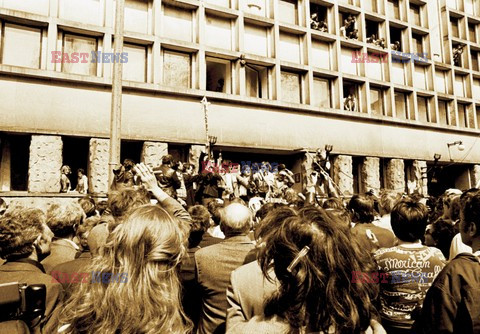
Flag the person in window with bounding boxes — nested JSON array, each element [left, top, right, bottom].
[[60, 165, 72, 193], [153, 155, 181, 199], [344, 93, 357, 111], [75, 168, 88, 194]]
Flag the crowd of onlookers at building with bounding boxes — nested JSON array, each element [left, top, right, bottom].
[[1, 153, 480, 334]]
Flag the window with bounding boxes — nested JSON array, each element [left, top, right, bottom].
[[163, 50, 191, 89], [414, 65, 426, 90], [387, 0, 400, 20], [458, 104, 467, 127], [278, 0, 297, 25], [410, 3, 421, 26], [468, 23, 477, 43], [62, 33, 97, 76], [58, 0, 101, 25], [364, 0, 377, 12], [341, 47, 358, 75], [450, 17, 459, 38], [125, 0, 149, 34], [392, 62, 405, 85], [205, 15, 232, 50], [123, 43, 147, 82], [450, 103, 457, 126], [310, 3, 328, 32], [474, 79, 480, 99], [412, 34, 423, 54], [417, 96, 428, 122], [438, 100, 448, 125], [435, 71, 447, 94], [206, 57, 231, 93], [465, 0, 475, 15], [370, 87, 384, 116], [280, 71, 301, 103], [163, 5, 193, 42], [2, 23, 41, 69], [0, 134, 30, 191], [477, 107, 480, 129], [468, 105, 475, 128], [311, 41, 330, 70], [471, 51, 479, 72], [312, 77, 330, 108], [389, 27, 403, 52], [205, 0, 230, 7], [63, 137, 89, 191], [245, 64, 268, 98], [455, 75, 465, 97], [279, 32, 301, 63], [366, 20, 379, 42], [366, 53, 383, 81], [121, 140, 143, 164], [343, 81, 360, 112], [395, 91, 407, 119], [244, 24, 268, 57]]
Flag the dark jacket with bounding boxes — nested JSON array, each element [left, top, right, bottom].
[[0, 259, 64, 334], [41, 239, 79, 274], [414, 253, 480, 334], [154, 164, 181, 198], [50, 251, 92, 300]]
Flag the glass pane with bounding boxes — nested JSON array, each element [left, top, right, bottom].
[[3, 24, 41, 69], [246, 66, 259, 98], [279, 33, 300, 63], [370, 88, 383, 116], [455, 76, 465, 97], [471, 52, 479, 72], [341, 48, 357, 75], [123, 44, 146, 82], [435, 72, 446, 94], [312, 78, 330, 108], [63, 34, 97, 76], [451, 17, 459, 38], [278, 0, 297, 25], [163, 6, 193, 42], [206, 15, 232, 50], [418, 96, 428, 122], [395, 92, 407, 119], [469, 24, 477, 43], [244, 24, 268, 57], [458, 104, 467, 127], [392, 62, 405, 85], [206, 59, 230, 93], [410, 4, 421, 26], [163, 51, 191, 89], [414, 66, 426, 90], [387, 0, 400, 20], [311, 41, 330, 70], [438, 100, 448, 125], [281, 71, 301, 103]]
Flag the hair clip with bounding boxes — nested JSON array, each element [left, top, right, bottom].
[[287, 246, 310, 273]]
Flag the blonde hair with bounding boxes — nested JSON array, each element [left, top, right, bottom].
[[60, 204, 192, 334]]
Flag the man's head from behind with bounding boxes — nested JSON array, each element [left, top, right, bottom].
[[46, 202, 85, 239], [220, 203, 252, 236], [107, 188, 150, 229], [188, 205, 211, 245], [391, 198, 428, 242], [0, 206, 53, 261]]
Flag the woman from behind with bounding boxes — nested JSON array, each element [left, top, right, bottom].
[[58, 204, 192, 334], [228, 206, 379, 334]]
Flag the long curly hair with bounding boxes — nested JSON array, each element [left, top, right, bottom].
[[259, 206, 378, 334], [59, 204, 192, 334]]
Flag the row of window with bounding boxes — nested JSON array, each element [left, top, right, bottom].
[[445, 0, 480, 16], [449, 15, 480, 44]]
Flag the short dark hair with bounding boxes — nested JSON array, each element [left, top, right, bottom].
[[391, 198, 428, 242], [78, 196, 96, 218], [460, 189, 480, 237], [348, 195, 375, 224], [0, 207, 45, 259], [162, 154, 174, 165], [78, 168, 85, 175], [188, 205, 211, 235], [322, 198, 344, 210]]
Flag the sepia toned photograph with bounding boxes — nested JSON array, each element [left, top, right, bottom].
[[0, 0, 480, 333]]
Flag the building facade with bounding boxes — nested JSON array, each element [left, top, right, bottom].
[[0, 0, 480, 198]]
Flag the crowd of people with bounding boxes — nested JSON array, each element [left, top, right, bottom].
[[0, 153, 479, 334]]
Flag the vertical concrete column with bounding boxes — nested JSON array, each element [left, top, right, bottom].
[[332, 155, 354, 196], [470, 165, 480, 188], [189, 144, 206, 173], [385, 159, 405, 193], [88, 138, 109, 194], [28, 135, 62, 193], [412, 160, 428, 196], [141, 142, 168, 169], [361, 157, 381, 193], [301, 152, 315, 193]]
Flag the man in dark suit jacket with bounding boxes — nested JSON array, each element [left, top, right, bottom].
[[195, 203, 255, 334], [41, 202, 85, 274], [0, 207, 64, 334]]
